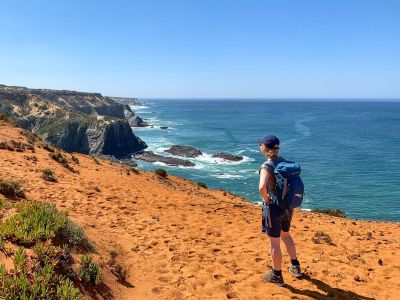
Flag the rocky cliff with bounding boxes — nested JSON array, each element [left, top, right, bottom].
[[0, 85, 147, 157]]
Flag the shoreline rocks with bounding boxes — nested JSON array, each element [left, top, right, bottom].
[[165, 145, 203, 158], [133, 151, 195, 167], [212, 152, 243, 162]]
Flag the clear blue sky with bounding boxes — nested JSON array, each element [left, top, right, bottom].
[[0, 0, 399, 98]]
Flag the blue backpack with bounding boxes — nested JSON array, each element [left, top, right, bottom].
[[266, 161, 304, 210]]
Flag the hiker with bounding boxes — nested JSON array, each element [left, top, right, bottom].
[[258, 134, 302, 286]]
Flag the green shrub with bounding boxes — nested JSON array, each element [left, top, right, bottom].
[[0, 236, 4, 252], [59, 219, 95, 251], [0, 201, 94, 250], [313, 208, 346, 218], [25, 132, 38, 145], [108, 250, 128, 282], [71, 155, 80, 164], [130, 167, 140, 174], [0, 180, 25, 199], [113, 264, 128, 283], [50, 153, 77, 173], [312, 231, 333, 245], [197, 182, 208, 189], [79, 255, 101, 286], [33, 241, 66, 267], [43, 168, 58, 182], [0, 201, 67, 244], [42, 143, 55, 153], [50, 152, 68, 164], [0, 141, 7, 150], [56, 278, 81, 300], [0, 247, 81, 299], [154, 168, 167, 178]]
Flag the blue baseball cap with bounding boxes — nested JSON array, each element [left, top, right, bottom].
[[258, 135, 280, 149]]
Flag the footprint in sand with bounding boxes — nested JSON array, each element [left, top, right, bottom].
[[151, 287, 162, 294], [213, 274, 225, 280]]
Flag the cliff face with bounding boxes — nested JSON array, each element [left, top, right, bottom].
[[0, 86, 147, 157], [0, 85, 147, 126]]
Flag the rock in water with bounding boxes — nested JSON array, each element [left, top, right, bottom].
[[212, 152, 243, 161], [165, 145, 203, 157], [134, 151, 195, 167]]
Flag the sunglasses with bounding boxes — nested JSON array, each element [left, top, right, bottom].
[[259, 144, 280, 150]]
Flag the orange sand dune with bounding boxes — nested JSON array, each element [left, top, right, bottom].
[[1, 118, 399, 299]]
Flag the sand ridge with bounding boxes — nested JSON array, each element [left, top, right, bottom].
[[1, 118, 399, 299]]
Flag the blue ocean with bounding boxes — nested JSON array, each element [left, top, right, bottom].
[[131, 100, 400, 222]]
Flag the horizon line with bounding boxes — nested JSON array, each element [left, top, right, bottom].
[[125, 97, 400, 102], [2, 82, 399, 101]]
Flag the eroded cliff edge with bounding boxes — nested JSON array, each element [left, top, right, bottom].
[[0, 85, 147, 157]]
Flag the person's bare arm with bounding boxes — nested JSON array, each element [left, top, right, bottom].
[[259, 168, 271, 203]]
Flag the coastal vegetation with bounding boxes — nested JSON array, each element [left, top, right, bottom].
[[197, 181, 208, 189], [154, 168, 168, 178], [313, 208, 346, 218], [79, 255, 102, 286], [0, 247, 81, 299], [0, 197, 100, 298], [42, 168, 58, 182], [0, 180, 25, 199], [312, 231, 333, 245]]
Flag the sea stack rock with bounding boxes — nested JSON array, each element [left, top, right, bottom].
[[212, 152, 243, 162], [165, 145, 203, 158]]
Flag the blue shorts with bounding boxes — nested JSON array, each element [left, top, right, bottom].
[[262, 202, 293, 238]]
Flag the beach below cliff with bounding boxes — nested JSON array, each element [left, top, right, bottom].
[[1, 117, 399, 299]]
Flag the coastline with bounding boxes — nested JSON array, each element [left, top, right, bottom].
[[130, 100, 400, 222], [1, 117, 399, 299]]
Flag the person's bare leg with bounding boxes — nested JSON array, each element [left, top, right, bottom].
[[269, 237, 282, 270], [280, 231, 297, 260], [281, 231, 302, 278]]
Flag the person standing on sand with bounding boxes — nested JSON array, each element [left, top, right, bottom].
[[258, 135, 302, 287]]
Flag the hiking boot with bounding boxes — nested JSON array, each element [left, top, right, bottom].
[[263, 272, 285, 287], [288, 264, 302, 278]]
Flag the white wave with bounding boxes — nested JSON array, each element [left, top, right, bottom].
[[238, 169, 258, 174], [247, 149, 260, 153], [130, 105, 149, 110], [155, 145, 173, 153], [136, 111, 154, 114], [300, 208, 312, 212], [213, 174, 244, 179], [131, 126, 163, 131], [236, 149, 247, 154], [193, 152, 254, 165], [153, 161, 168, 167], [153, 161, 203, 169], [143, 117, 159, 121], [177, 164, 203, 170]]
